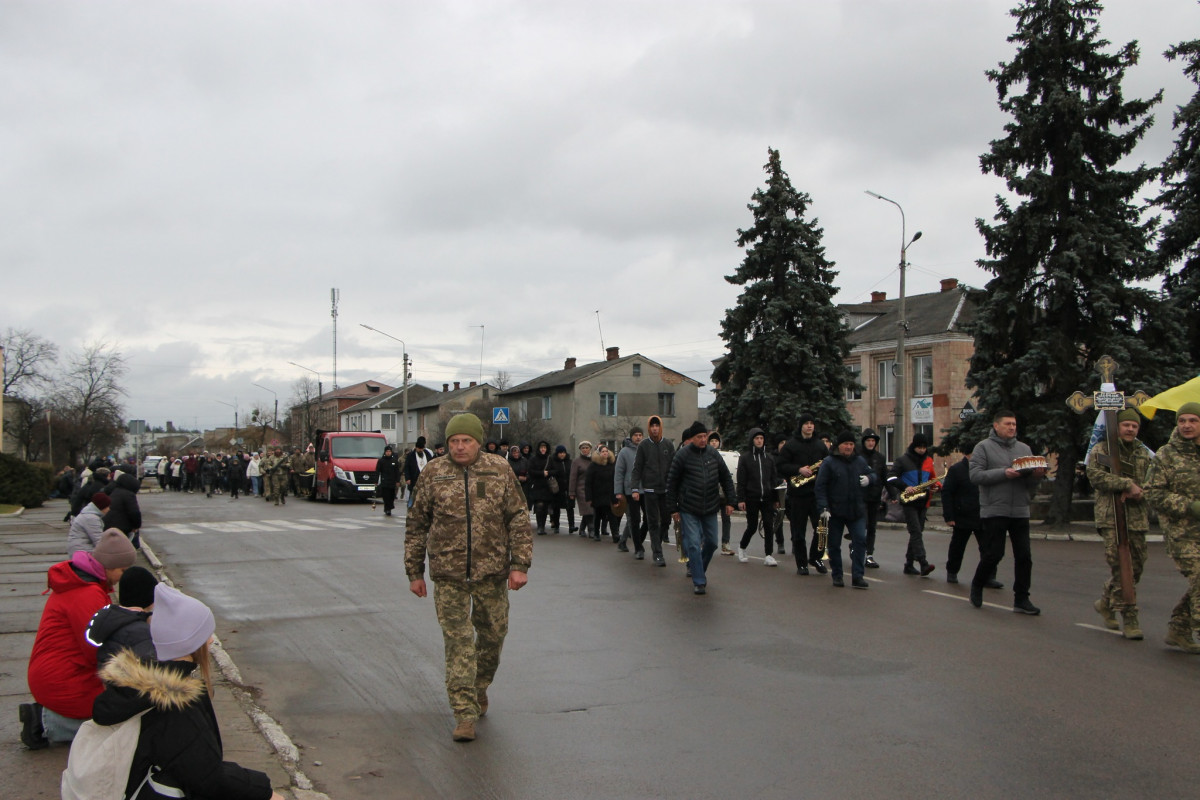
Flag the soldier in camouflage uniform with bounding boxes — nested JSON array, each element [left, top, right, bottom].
[[1086, 408, 1153, 639], [404, 413, 532, 743], [1144, 402, 1200, 654], [261, 447, 289, 506]]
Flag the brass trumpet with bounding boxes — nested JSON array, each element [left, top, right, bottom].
[[900, 470, 948, 505], [788, 461, 825, 487], [816, 513, 830, 562]]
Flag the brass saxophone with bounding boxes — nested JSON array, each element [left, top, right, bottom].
[[788, 461, 825, 487], [900, 470, 948, 504]]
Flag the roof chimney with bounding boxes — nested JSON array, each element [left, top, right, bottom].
[[469, 381, 477, 387], [565, 357, 577, 370], [871, 291, 887, 303], [606, 346, 620, 361], [940, 278, 959, 292], [453, 381, 461, 390], [443, 383, 449, 392]]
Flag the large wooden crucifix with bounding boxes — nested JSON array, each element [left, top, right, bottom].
[[1065, 355, 1151, 608]]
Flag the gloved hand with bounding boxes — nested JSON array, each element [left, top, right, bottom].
[[820, 509, 831, 523], [859, 475, 870, 487], [1189, 500, 1200, 520]]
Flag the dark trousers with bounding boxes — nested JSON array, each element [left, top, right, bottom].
[[739, 498, 775, 556], [621, 496, 645, 544], [902, 504, 929, 564], [593, 505, 612, 539], [534, 501, 551, 531], [719, 506, 732, 545], [946, 519, 984, 574], [378, 484, 397, 514], [975, 517, 1032, 600], [865, 498, 880, 555], [787, 492, 820, 570], [636, 492, 669, 557]]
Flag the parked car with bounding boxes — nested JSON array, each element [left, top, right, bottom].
[[140, 455, 165, 480]]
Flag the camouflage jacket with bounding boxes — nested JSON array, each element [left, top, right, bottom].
[[1086, 438, 1153, 532], [260, 455, 288, 476], [405, 451, 532, 583], [1145, 429, 1200, 554]]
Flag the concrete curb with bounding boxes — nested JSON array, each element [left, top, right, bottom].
[[141, 540, 331, 800], [0, 506, 25, 517]]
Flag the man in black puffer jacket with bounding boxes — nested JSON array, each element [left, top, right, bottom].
[[815, 431, 877, 589], [70, 466, 111, 519], [776, 413, 830, 575], [103, 471, 143, 549], [666, 421, 736, 596]]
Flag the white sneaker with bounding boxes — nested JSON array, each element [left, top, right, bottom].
[[736, 547, 749, 563], [764, 555, 778, 567]]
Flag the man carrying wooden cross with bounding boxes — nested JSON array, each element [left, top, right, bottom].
[[1086, 408, 1153, 640]]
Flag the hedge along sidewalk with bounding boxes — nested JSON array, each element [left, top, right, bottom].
[[0, 499, 330, 800]]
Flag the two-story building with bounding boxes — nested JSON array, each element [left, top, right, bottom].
[[500, 347, 700, 452], [842, 278, 981, 461], [339, 381, 497, 448]]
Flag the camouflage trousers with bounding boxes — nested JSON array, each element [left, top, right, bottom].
[[1099, 527, 1147, 612], [1168, 551, 1200, 634], [433, 577, 509, 721], [265, 474, 288, 502]]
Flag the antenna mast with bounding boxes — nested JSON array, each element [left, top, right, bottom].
[[331, 288, 340, 390], [595, 309, 605, 352]]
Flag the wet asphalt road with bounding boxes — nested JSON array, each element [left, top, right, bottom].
[[140, 489, 1200, 799]]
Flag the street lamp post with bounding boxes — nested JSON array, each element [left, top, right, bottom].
[[865, 190, 922, 459], [288, 361, 323, 441], [252, 383, 278, 443], [359, 324, 409, 455], [214, 398, 239, 434]]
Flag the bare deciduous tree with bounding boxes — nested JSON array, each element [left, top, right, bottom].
[[51, 341, 128, 465], [2, 327, 59, 395]]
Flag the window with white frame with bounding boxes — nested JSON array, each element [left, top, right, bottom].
[[911, 355, 933, 397], [518, 399, 528, 422], [877, 359, 896, 399], [600, 392, 618, 417], [541, 396, 552, 419], [845, 363, 863, 401], [381, 413, 396, 429]]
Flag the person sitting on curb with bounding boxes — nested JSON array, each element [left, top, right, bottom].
[[85, 566, 159, 667], [91, 584, 285, 800], [20, 530, 136, 749], [66, 492, 111, 555]]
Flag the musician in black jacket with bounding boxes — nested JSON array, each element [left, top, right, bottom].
[[775, 413, 829, 575], [941, 441, 1001, 588], [859, 429, 887, 569]]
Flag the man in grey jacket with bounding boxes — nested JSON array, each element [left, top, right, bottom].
[[613, 428, 645, 553], [969, 409, 1047, 614]]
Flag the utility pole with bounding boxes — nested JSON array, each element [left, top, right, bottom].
[[331, 288, 340, 390], [865, 190, 922, 459]]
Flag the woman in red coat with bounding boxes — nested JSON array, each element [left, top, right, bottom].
[[20, 530, 136, 749]]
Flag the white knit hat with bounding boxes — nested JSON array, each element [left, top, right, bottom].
[[150, 584, 216, 660]]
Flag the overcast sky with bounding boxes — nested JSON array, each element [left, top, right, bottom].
[[3, 0, 1195, 430]]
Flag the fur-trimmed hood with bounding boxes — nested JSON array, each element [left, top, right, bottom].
[[99, 649, 204, 713]]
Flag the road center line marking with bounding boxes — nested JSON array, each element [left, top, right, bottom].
[[1074, 622, 1123, 636], [923, 589, 1012, 610]]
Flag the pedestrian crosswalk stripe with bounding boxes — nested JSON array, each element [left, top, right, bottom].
[[923, 589, 1011, 611], [249, 520, 321, 530], [1074, 623, 1122, 636]]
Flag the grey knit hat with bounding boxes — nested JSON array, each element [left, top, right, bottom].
[[92, 529, 137, 570], [151, 584, 216, 661]]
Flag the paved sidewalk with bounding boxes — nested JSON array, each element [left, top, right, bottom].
[[0, 500, 325, 800]]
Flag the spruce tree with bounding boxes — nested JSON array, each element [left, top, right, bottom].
[[711, 148, 853, 449], [949, 0, 1174, 523], [1157, 37, 1200, 366]]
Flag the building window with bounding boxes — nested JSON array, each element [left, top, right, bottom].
[[482, 388, 490, 399], [845, 363, 863, 401], [518, 399, 528, 422], [633, 363, 641, 377], [658, 393, 675, 417], [600, 392, 618, 417], [541, 396, 552, 420], [877, 359, 896, 399], [913, 423, 934, 449], [912, 355, 933, 397], [880, 425, 895, 464], [381, 413, 396, 429]]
